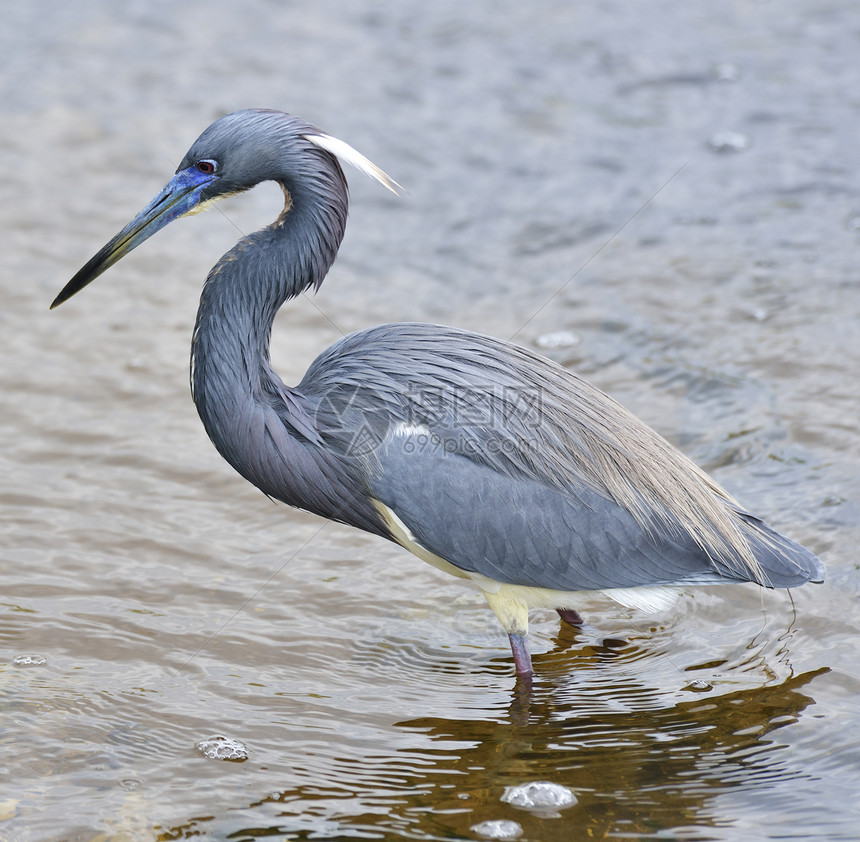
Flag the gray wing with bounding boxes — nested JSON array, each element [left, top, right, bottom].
[[299, 322, 823, 590], [368, 431, 819, 590]]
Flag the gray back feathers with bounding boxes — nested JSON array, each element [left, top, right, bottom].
[[302, 323, 821, 589]]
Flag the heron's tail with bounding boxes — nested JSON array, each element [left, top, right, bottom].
[[719, 513, 825, 588]]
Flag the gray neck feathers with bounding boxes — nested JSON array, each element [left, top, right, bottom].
[[189, 148, 348, 463]]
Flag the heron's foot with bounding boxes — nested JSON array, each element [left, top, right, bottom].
[[508, 633, 534, 676], [557, 608, 584, 627]]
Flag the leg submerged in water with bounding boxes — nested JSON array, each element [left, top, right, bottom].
[[481, 589, 534, 675], [508, 633, 534, 676]]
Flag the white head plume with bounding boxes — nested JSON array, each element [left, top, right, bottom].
[[305, 133, 402, 195]]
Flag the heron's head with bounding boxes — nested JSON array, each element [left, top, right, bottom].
[[52, 109, 398, 309]]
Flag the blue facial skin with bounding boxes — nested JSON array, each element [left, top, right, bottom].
[[51, 165, 217, 309]]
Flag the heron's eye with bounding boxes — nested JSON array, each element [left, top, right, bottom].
[[195, 160, 217, 174]]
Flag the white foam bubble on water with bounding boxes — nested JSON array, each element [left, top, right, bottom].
[[12, 654, 46, 666], [470, 819, 523, 839], [535, 330, 580, 350], [501, 781, 577, 813], [195, 734, 249, 761]]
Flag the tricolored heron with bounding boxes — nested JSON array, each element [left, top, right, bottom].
[[53, 109, 824, 677]]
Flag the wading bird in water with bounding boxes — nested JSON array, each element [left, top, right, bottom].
[[53, 109, 824, 677]]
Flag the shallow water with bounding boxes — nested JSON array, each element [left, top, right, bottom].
[[2, 1, 859, 839]]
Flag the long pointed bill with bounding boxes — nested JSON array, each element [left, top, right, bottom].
[[51, 166, 217, 309]]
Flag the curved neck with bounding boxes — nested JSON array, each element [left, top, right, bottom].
[[190, 173, 347, 464]]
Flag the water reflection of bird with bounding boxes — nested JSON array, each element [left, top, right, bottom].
[[52, 109, 824, 678]]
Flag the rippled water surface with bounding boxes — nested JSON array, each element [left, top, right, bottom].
[[2, 2, 859, 839]]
